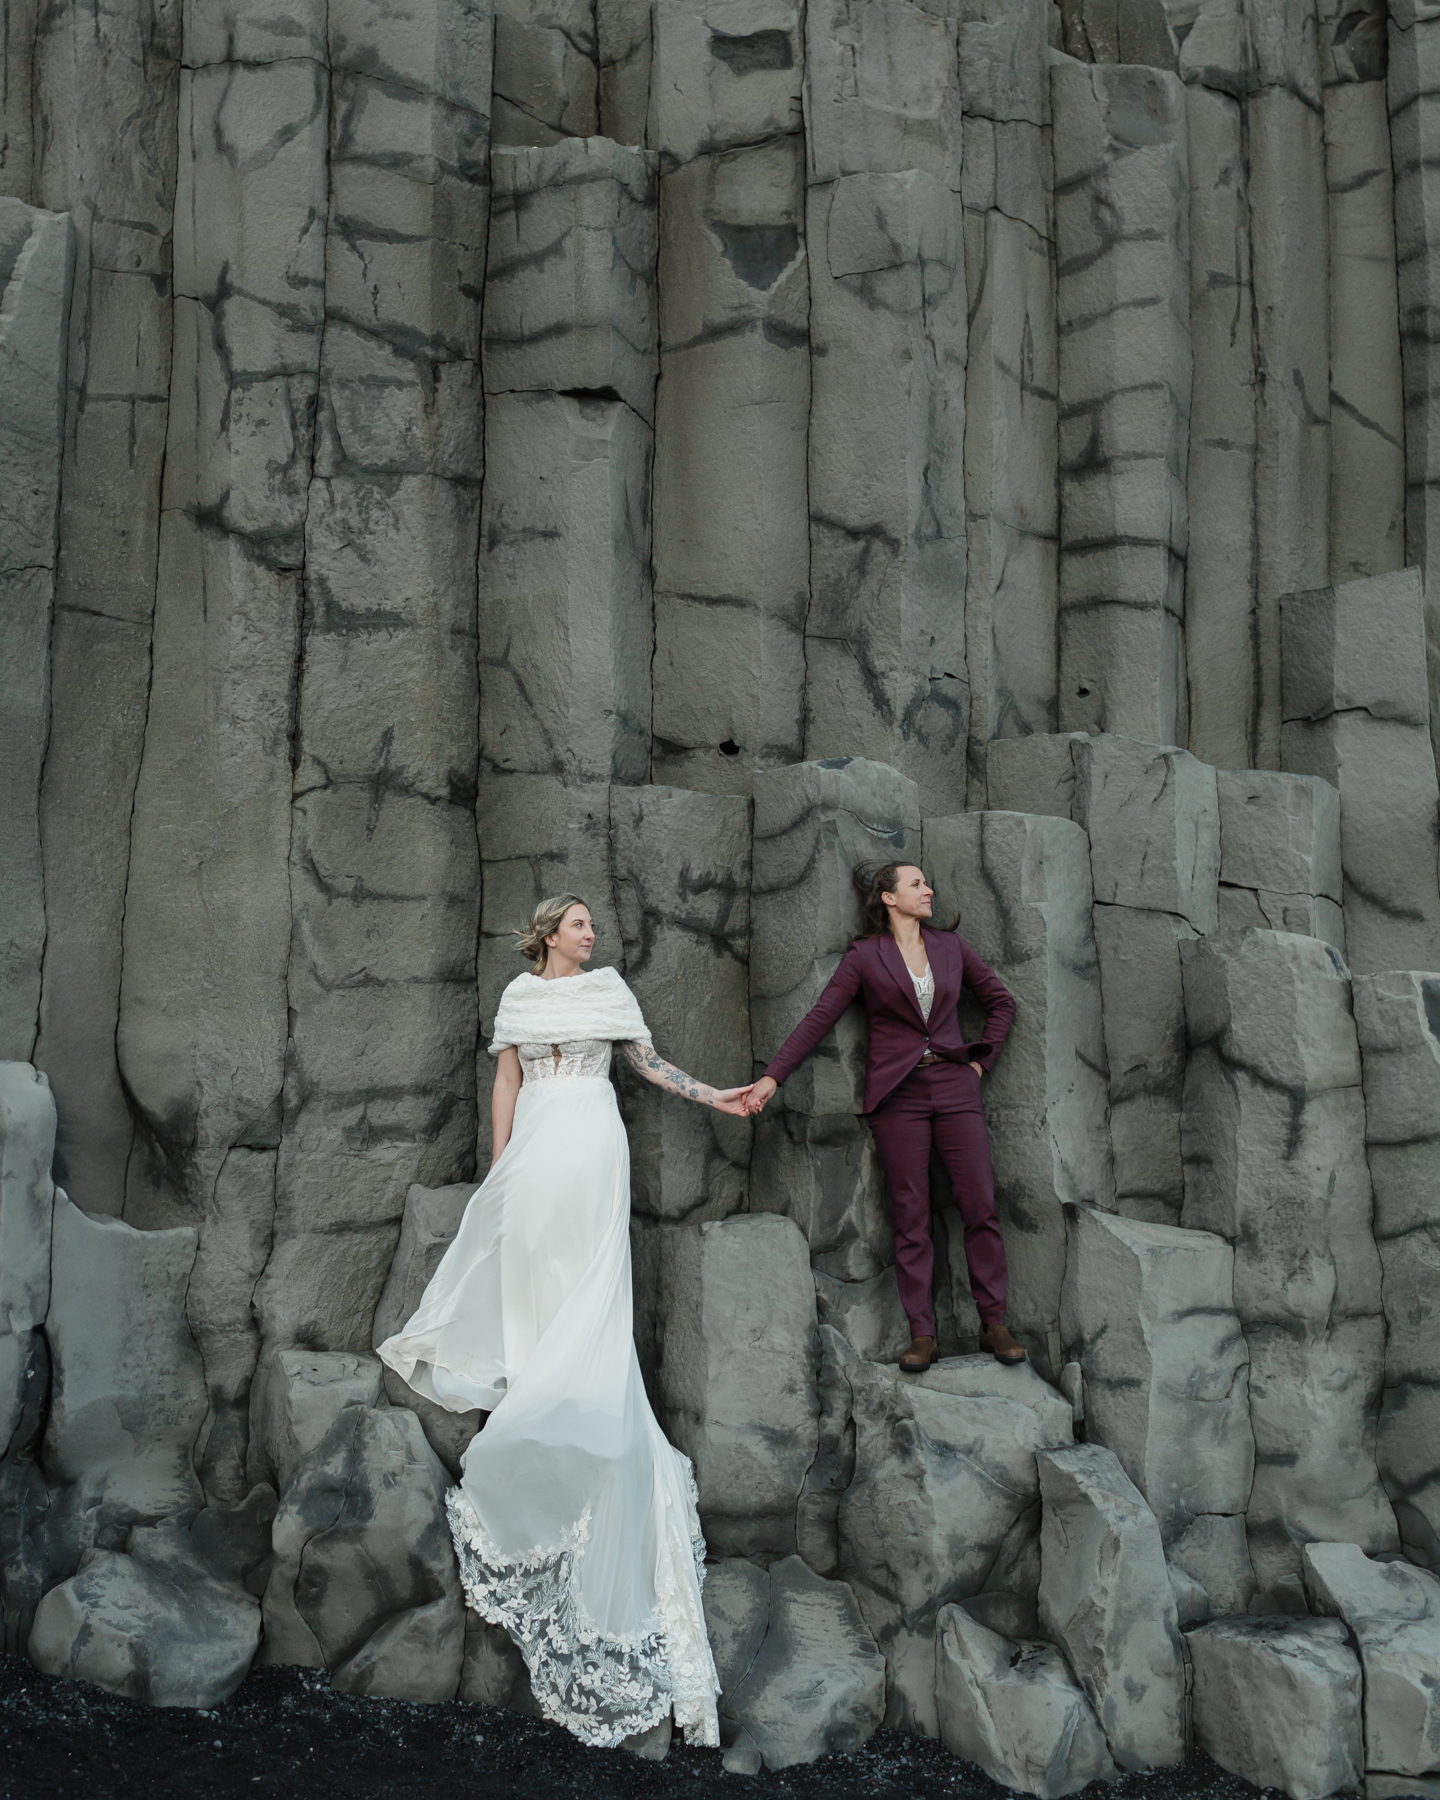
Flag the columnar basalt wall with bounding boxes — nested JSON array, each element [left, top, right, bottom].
[[4, 0, 1440, 1786]]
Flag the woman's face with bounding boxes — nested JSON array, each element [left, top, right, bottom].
[[546, 904, 596, 964], [883, 865, 934, 923]]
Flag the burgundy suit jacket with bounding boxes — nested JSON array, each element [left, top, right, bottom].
[[762, 929, 1017, 1116]]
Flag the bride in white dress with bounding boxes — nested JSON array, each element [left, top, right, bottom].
[[377, 894, 752, 1750]]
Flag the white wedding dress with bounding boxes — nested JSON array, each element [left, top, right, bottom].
[[377, 967, 721, 1749]]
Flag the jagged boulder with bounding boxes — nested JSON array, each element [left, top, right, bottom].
[[0, 1064, 58, 1647], [40, 1194, 207, 1577], [839, 1355, 1073, 1734], [261, 1402, 464, 1704], [1188, 1616, 1363, 1800], [1036, 1444, 1185, 1770], [247, 1345, 385, 1493], [29, 1510, 268, 1708], [934, 1603, 1118, 1797], [1303, 1542, 1440, 1777], [703, 1554, 885, 1770], [656, 1213, 819, 1559]]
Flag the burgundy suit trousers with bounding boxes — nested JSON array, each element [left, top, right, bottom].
[[866, 1060, 1007, 1338]]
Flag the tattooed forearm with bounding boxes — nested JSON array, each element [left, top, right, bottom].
[[618, 1040, 716, 1107]]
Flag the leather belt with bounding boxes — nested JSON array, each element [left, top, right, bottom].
[[917, 1052, 941, 1066]]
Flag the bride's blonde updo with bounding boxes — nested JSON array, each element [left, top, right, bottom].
[[515, 893, 590, 972]]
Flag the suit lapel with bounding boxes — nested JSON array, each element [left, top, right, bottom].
[[876, 933, 930, 1027]]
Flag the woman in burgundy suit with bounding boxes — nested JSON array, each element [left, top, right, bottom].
[[744, 861, 1025, 1372]]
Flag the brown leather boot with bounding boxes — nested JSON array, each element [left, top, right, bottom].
[[899, 1334, 937, 1373], [979, 1322, 1027, 1365]]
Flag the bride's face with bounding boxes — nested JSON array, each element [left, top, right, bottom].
[[546, 905, 596, 966]]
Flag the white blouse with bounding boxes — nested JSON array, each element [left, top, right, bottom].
[[910, 963, 934, 1023]]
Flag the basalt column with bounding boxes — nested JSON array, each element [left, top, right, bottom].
[[802, 0, 969, 814], [1174, 0, 1260, 771], [474, 136, 659, 1148], [116, 0, 330, 1492], [29, 0, 181, 1215], [1181, 928, 1398, 1586], [256, 0, 494, 1398], [1052, 60, 1191, 748], [647, 0, 809, 794], [1247, 0, 1333, 766], [749, 758, 922, 1362], [119, 4, 329, 1229], [0, 201, 72, 1064], [1319, 0, 1404, 583], [1389, 0, 1440, 729], [1353, 969, 1440, 1568], [960, 0, 1060, 803]]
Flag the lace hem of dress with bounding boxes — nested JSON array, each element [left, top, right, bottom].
[[445, 1482, 720, 1750]]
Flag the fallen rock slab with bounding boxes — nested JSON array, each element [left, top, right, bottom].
[[29, 1519, 260, 1708], [722, 1555, 885, 1770], [1188, 1615, 1362, 1800], [1303, 1543, 1440, 1776], [934, 1603, 1118, 1797], [1036, 1443, 1185, 1770], [261, 1403, 464, 1704]]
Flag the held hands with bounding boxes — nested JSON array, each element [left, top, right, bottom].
[[742, 1076, 778, 1117], [710, 1086, 756, 1116]]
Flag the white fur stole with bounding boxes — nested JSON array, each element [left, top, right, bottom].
[[488, 965, 652, 1056]]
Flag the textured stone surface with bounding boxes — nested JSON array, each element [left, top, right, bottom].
[[960, 0, 1057, 799], [1353, 970, 1440, 1567], [0, 1064, 57, 1648], [30, 1519, 261, 1710], [1249, 0, 1331, 770], [612, 785, 752, 1225], [749, 759, 920, 1290], [372, 1184, 482, 1476], [41, 1195, 206, 1582], [1389, 0, 1440, 710], [1322, 46, 1405, 586], [1217, 768, 1344, 952], [486, 139, 658, 421], [30, 0, 178, 1216], [261, 0, 491, 1374], [1060, 1205, 1253, 1549], [656, 1213, 818, 1558], [934, 1603, 1118, 1798], [1073, 735, 1220, 933], [839, 1355, 1072, 1735], [1178, 56, 1257, 772], [261, 1402, 464, 1703], [247, 1347, 386, 1497], [1052, 62, 1190, 747], [117, 31, 327, 1243], [492, 0, 596, 144], [1281, 569, 1440, 976], [1036, 1444, 1185, 1771], [1181, 928, 1398, 1585], [1304, 1543, 1440, 1778], [1189, 1616, 1363, 1800], [649, 134, 809, 794], [926, 810, 1111, 1375], [0, 200, 71, 1064], [803, 168, 968, 814], [706, 1554, 886, 1771]]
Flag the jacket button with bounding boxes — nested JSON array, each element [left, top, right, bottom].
[[923, 1036, 930, 1043]]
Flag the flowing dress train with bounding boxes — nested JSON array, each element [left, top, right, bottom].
[[377, 1024, 720, 1749]]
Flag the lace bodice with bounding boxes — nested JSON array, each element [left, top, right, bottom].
[[517, 1039, 614, 1082]]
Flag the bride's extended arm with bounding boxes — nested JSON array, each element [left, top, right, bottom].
[[490, 1046, 522, 1165], [617, 1041, 752, 1115]]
